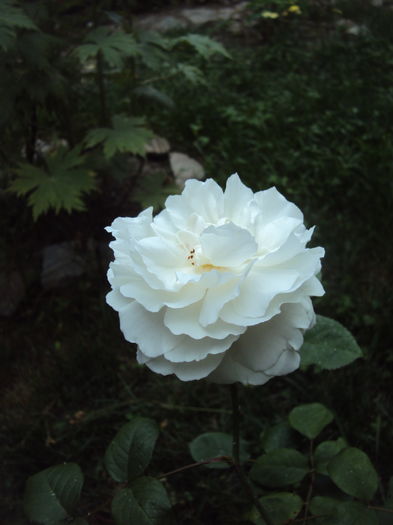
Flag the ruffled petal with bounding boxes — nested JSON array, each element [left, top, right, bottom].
[[164, 301, 246, 339], [200, 222, 257, 267], [119, 301, 180, 357], [142, 351, 225, 381]]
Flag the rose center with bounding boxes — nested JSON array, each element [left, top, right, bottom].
[[186, 248, 224, 273]]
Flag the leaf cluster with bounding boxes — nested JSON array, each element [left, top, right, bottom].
[[2, 0, 230, 219], [24, 417, 174, 525]]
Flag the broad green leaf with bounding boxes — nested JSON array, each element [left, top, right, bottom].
[[24, 463, 83, 524], [310, 496, 338, 524], [328, 447, 378, 501], [85, 115, 153, 158], [173, 34, 230, 59], [9, 147, 96, 220], [301, 315, 362, 370], [249, 492, 303, 525], [260, 422, 294, 452], [105, 417, 159, 482], [289, 403, 334, 439], [310, 497, 378, 525], [315, 438, 347, 475], [70, 520, 89, 525], [112, 477, 173, 525], [250, 448, 308, 488], [189, 432, 248, 469], [75, 26, 139, 68]]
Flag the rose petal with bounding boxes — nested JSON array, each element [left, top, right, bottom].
[[200, 222, 257, 267]]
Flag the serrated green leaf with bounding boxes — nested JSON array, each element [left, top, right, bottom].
[[85, 115, 153, 158], [176, 63, 206, 84], [301, 315, 363, 370], [24, 463, 84, 524], [75, 26, 139, 68], [0, 1, 37, 30], [104, 417, 159, 482], [189, 432, 248, 469], [328, 447, 378, 501], [260, 422, 295, 452], [310, 497, 378, 525], [250, 448, 308, 488], [173, 34, 230, 59], [315, 438, 347, 475], [249, 492, 303, 525], [112, 478, 173, 525], [9, 147, 96, 220], [0, 25, 16, 50], [289, 403, 334, 439], [0, 0, 37, 50]]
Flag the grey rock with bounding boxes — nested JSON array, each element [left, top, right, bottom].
[[135, 2, 249, 33], [41, 242, 84, 289]]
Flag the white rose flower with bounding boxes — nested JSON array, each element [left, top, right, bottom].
[[106, 174, 324, 385]]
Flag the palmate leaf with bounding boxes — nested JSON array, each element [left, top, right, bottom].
[[0, 0, 37, 30], [0, 0, 37, 50], [172, 34, 230, 59], [85, 115, 153, 159], [75, 26, 139, 68], [9, 147, 96, 220]]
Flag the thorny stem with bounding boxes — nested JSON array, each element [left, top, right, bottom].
[[230, 384, 274, 525]]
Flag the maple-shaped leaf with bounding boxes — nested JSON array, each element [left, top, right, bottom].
[[0, 0, 37, 50], [74, 26, 139, 68], [172, 34, 230, 59], [9, 147, 96, 220], [175, 64, 206, 84], [85, 115, 153, 158]]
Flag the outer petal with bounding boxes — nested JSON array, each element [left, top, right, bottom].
[[207, 354, 271, 385], [164, 333, 239, 363], [164, 302, 245, 339], [141, 351, 225, 381], [119, 301, 180, 357]]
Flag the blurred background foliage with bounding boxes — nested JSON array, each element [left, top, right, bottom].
[[1, 0, 393, 523]]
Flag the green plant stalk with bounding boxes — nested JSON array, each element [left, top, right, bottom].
[[230, 384, 273, 525], [96, 50, 109, 126]]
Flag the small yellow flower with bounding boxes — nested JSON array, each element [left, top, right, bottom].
[[288, 5, 302, 14], [261, 10, 279, 19]]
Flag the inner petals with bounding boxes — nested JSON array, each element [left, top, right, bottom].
[[200, 222, 258, 268]]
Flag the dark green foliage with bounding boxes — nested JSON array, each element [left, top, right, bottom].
[[105, 417, 159, 482], [24, 463, 84, 524], [2, 1, 393, 524]]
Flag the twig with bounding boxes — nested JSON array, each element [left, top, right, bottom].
[[158, 456, 231, 480]]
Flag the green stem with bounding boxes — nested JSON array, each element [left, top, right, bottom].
[[230, 384, 274, 525], [96, 50, 108, 126]]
